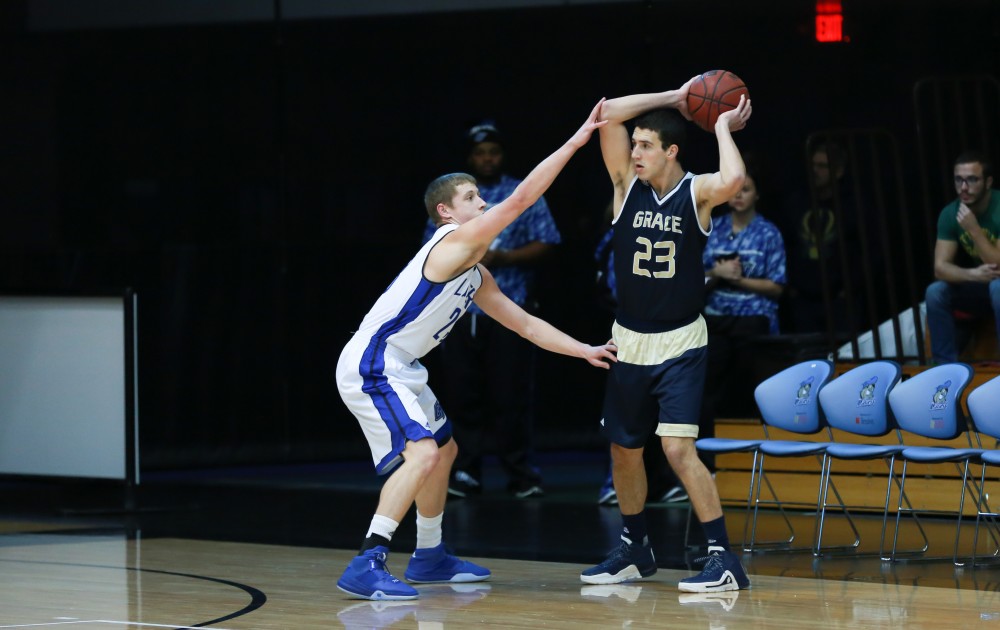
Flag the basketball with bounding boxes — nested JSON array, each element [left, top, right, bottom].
[[686, 70, 749, 132]]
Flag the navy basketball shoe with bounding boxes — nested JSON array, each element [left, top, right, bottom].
[[580, 536, 657, 584], [678, 546, 751, 592]]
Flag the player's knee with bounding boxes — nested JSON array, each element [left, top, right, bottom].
[[403, 438, 441, 475], [610, 442, 644, 466], [661, 436, 696, 466]]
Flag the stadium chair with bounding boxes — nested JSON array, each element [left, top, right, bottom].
[[967, 374, 1000, 566], [815, 360, 908, 558], [695, 359, 833, 552], [887, 362, 980, 564], [750, 359, 873, 555]]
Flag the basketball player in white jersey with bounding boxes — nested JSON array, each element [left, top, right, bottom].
[[580, 81, 754, 592], [336, 99, 616, 600]]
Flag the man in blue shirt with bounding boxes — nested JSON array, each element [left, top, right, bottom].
[[422, 121, 562, 498]]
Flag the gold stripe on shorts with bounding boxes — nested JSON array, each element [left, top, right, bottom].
[[656, 423, 700, 439], [612, 316, 708, 366]]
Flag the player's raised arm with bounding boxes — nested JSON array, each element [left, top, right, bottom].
[[599, 79, 697, 214], [693, 95, 752, 221]]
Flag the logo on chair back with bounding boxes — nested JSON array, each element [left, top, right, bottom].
[[857, 376, 878, 407], [794, 376, 815, 405], [930, 380, 952, 411]]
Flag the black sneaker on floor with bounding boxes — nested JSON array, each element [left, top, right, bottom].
[[507, 479, 544, 499], [511, 484, 544, 499], [447, 471, 482, 498]]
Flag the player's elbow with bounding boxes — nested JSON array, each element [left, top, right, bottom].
[[724, 172, 746, 196]]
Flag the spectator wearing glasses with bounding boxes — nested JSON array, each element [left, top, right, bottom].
[[925, 150, 1000, 363]]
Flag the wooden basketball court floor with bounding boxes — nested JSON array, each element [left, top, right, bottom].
[[3, 454, 1000, 629]]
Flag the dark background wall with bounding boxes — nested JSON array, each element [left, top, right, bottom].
[[1, 0, 998, 469]]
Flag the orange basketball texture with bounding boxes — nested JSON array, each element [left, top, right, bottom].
[[686, 70, 749, 132]]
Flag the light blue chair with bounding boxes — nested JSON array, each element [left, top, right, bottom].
[[695, 359, 834, 552], [887, 362, 980, 564], [749, 360, 884, 555], [967, 374, 1000, 565], [695, 359, 833, 551], [816, 360, 907, 558]]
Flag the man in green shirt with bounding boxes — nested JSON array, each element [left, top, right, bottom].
[[926, 151, 1000, 363]]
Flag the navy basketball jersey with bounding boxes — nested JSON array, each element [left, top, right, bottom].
[[611, 173, 709, 332]]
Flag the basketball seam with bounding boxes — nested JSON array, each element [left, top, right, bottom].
[[687, 70, 746, 131]]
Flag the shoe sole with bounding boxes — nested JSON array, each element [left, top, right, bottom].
[[580, 564, 657, 585], [336, 583, 419, 601], [405, 572, 491, 584], [677, 570, 748, 593]]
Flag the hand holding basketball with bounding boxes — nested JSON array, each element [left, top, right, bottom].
[[685, 70, 750, 132]]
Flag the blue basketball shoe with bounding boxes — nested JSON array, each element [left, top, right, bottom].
[[404, 543, 491, 583], [678, 546, 751, 593], [580, 536, 657, 584], [597, 473, 618, 506], [337, 546, 419, 600]]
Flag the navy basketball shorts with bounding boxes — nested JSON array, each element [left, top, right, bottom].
[[600, 318, 708, 448]]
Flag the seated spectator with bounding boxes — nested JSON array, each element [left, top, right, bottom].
[[925, 150, 1000, 363]]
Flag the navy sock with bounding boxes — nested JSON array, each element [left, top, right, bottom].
[[701, 516, 730, 551], [622, 512, 649, 546], [360, 534, 391, 554]]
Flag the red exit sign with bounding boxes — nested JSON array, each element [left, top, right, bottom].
[[816, 0, 848, 43]]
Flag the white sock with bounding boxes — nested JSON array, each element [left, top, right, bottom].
[[366, 514, 398, 542], [415, 511, 443, 550]]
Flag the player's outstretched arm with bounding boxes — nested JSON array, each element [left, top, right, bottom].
[[473, 270, 618, 369], [431, 99, 606, 278], [472, 98, 607, 239]]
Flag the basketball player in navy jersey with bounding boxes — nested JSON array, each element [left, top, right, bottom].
[[336, 99, 617, 601], [580, 81, 753, 592]]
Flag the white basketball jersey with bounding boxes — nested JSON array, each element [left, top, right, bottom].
[[349, 224, 482, 362]]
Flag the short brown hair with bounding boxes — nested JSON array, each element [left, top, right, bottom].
[[424, 173, 476, 224]]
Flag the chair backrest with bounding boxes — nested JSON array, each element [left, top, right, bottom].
[[818, 360, 902, 437], [887, 362, 973, 440], [967, 374, 1000, 440], [754, 359, 834, 434]]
